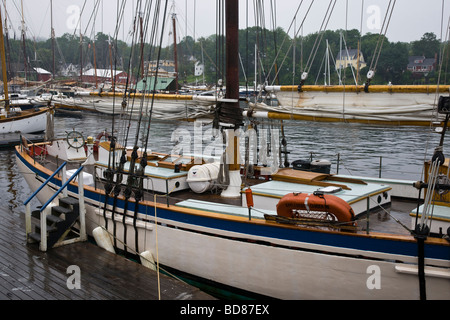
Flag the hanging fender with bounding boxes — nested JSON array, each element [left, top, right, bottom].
[[276, 192, 355, 223]]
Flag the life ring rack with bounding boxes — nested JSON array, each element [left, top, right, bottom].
[[276, 192, 356, 226]]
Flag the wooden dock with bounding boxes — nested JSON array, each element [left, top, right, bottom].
[[0, 205, 214, 300]]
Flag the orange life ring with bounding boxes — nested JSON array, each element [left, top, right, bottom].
[[96, 131, 111, 142], [276, 192, 355, 223]]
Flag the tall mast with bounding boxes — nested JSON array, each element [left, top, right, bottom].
[[172, 13, 179, 93], [93, 39, 98, 88], [139, 15, 144, 78], [79, 11, 83, 83], [3, 0, 11, 80], [109, 36, 114, 89], [225, 0, 239, 112], [20, 0, 27, 83], [221, 0, 242, 198], [217, 0, 241, 126], [0, 4, 9, 111], [93, 4, 98, 88], [50, 0, 55, 80]]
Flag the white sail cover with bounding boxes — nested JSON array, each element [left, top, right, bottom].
[[33, 93, 218, 120], [261, 86, 447, 124]]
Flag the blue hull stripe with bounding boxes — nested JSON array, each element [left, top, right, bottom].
[[17, 149, 450, 261]]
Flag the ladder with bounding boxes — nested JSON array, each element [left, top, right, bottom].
[[24, 162, 87, 251]]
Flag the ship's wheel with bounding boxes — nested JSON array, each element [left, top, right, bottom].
[[66, 130, 85, 149]]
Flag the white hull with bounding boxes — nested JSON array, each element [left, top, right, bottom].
[[17, 152, 450, 300], [0, 110, 47, 134]]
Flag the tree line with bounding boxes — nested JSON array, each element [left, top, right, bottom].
[[3, 27, 449, 86]]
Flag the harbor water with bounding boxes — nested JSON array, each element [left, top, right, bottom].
[[2, 109, 449, 214]]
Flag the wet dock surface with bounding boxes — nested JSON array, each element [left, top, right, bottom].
[[0, 206, 214, 300]]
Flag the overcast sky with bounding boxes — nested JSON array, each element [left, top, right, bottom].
[[2, 0, 449, 44]]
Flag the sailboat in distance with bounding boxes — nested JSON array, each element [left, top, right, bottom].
[[16, 0, 449, 300], [0, 6, 48, 134]]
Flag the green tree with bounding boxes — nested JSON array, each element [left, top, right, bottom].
[[411, 32, 440, 58]]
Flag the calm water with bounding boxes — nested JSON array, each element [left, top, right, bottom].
[[2, 109, 449, 212]]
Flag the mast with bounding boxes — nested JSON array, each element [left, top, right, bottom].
[[221, 0, 242, 198], [79, 15, 83, 83], [93, 6, 98, 88], [225, 0, 240, 110], [93, 40, 98, 88], [356, 40, 360, 85], [50, 0, 55, 80], [2, 0, 11, 81], [20, 0, 27, 83], [172, 13, 179, 93], [0, 4, 9, 111], [139, 15, 144, 79], [109, 36, 114, 89]]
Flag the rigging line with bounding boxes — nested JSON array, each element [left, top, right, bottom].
[[82, 209, 187, 288], [304, 0, 337, 75], [422, 13, 450, 182], [430, 11, 450, 124], [113, 0, 127, 41], [88, 0, 102, 39], [267, 0, 315, 86], [372, 1, 396, 73], [270, 0, 279, 85], [266, 0, 307, 84], [341, 36, 357, 86], [139, 0, 166, 131], [71, 0, 87, 38], [368, 0, 396, 73], [83, 0, 102, 37], [154, 193, 161, 300], [137, 0, 166, 130], [107, 0, 126, 155], [143, 0, 170, 150], [254, 0, 268, 85], [246, 0, 249, 92], [118, 0, 144, 149], [132, 0, 159, 149]]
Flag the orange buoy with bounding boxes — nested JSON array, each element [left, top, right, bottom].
[[276, 192, 355, 223], [245, 188, 254, 208]]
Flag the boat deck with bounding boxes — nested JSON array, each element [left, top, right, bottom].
[[0, 205, 214, 300], [34, 150, 421, 237]]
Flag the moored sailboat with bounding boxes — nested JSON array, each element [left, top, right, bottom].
[[259, 84, 449, 126], [34, 90, 219, 120], [15, 0, 449, 300], [0, 6, 48, 134]]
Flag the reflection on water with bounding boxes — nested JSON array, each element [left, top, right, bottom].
[[0, 148, 40, 212], [1, 110, 448, 211]]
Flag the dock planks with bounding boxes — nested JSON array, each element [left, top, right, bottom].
[[0, 206, 214, 300]]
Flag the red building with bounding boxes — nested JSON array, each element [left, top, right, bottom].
[[81, 68, 131, 85], [34, 68, 52, 82]]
